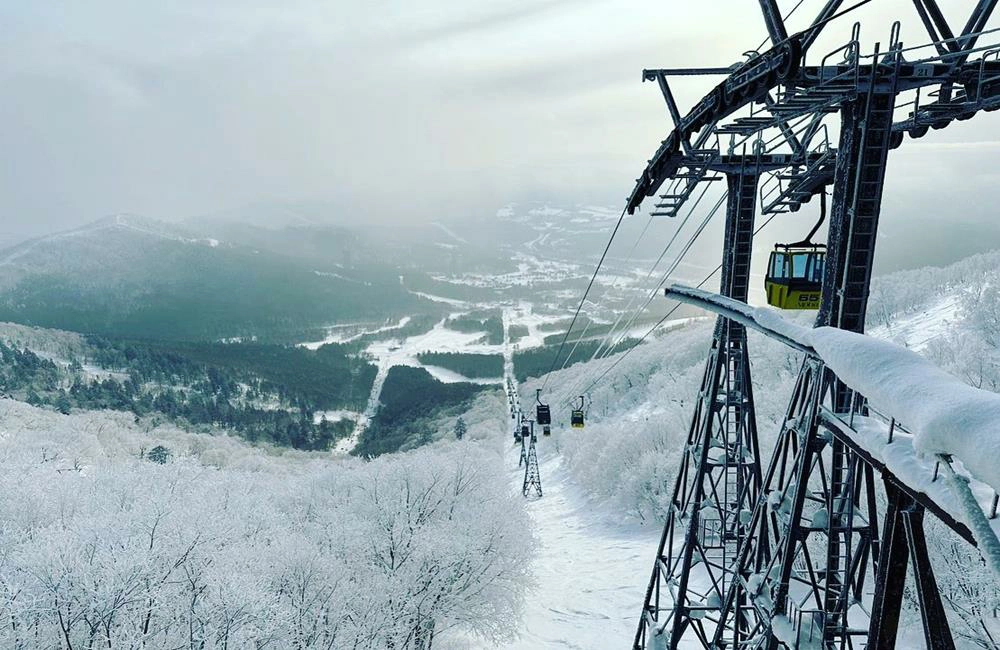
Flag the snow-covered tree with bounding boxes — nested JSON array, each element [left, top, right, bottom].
[[0, 399, 528, 648]]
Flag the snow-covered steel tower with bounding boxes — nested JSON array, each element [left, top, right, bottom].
[[635, 170, 764, 649], [522, 421, 542, 498], [621, 4, 1000, 647]]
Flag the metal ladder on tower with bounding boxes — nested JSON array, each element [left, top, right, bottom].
[[822, 439, 858, 641], [837, 95, 895, 333], [828, 41, 899, 336]]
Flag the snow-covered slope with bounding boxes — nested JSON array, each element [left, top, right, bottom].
[[489, 450, 659, 650], [0, 214, 221, 287], [449, 250, 1000, 649], [0, 398, 530, 649], [869, 293, 959, 350]]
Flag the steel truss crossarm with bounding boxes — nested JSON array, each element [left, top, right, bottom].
[[802, 0, 847, 53]]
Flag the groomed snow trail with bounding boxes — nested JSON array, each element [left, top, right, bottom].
[[492, 449, 660, 649], [482, 305, 658, 649], [331, 355, 388, 454]]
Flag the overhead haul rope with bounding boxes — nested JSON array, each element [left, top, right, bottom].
[[558, 180, 715, 376], [557, 208, 661, 374], [580, 182, 717, 369], [753, 0, 808, 53], [562, 190, 728, 399], [612, 192, 727, 344], [540, 205, 628, 392], [554, 0, 877, 403], [569, 106, 810, 389], [566, 209, 783, 405], [561, 190, 729, 402], [561, 0, 824, 391]]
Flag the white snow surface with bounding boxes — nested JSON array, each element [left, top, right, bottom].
[[408, 290, 471, 307], [312, 409, 358, 425], [869, 293, 959, 350], [299, 316, 412, 349], [671, 283, 1000, 496], [811, 327, 1000, 495], [487, 450, 659, 650], [851, 418, 1000, 537]]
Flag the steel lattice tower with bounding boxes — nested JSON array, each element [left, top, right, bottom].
[[713, 37, 956, 650], [620, 3, 1000, 648], [517, 414, 528, 468], [522, 421, 542, 498], [635, 170, 764, 650]]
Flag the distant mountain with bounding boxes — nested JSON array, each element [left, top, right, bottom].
[[177, 200, 708, 314], [0, 214, 432, 342], [185, 200, 647, 272]]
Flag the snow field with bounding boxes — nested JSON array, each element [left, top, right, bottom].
[[490, 449, 660, 650]]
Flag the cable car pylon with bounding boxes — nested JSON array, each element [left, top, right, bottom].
[[621, 2, 1000, 647], [522, 419, 542, 498], [635, 163, 765, 649], [516, 412, 528, 468], [713, 48, 909, 649]]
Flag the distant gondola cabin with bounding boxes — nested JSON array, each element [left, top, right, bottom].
[[536, 404, 551, 426], [764, 245, 825, 310], [571, 409, 585, 428]]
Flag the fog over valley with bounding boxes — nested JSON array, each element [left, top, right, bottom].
[[2, 1, 1000, 649]]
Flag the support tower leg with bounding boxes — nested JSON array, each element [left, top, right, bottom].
[[634, 171, 763, 650], [714, 86, 892, 649]]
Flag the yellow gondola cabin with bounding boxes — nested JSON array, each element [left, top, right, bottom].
[[764, 244, 825, 310]]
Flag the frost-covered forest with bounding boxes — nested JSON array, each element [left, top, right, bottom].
[[3, 250, 1000, 648], [0, 400, 526, 649]]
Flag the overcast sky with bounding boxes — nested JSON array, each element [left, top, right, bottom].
[[2, 0, 999, 240]]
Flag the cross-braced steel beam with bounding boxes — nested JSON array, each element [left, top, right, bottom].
[[802, 0, 847, 53], [634, 166, 763, 650], [956, 0, 1000, 64], [712, 42, 960, 650], [760, 0, 790, 45]]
